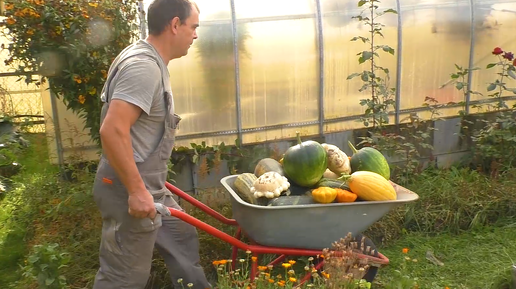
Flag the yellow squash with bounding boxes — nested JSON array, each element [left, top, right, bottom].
[[311, 187, 338, 204], [340, 171, 396, 201]]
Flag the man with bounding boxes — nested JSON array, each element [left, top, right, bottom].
[[92, 1, 211, 288]]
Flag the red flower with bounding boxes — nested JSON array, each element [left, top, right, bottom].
[[513, 58, 516, 66], [503, 52, 514, 61], [492, 47, 503, 55]]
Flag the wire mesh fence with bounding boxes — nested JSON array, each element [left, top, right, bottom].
[[0, 74, 45, 133]]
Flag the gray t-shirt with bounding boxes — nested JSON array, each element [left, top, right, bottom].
[[105, 40, 173, 162]]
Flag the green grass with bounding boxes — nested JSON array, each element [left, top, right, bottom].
[[374, 225, 516, 288]]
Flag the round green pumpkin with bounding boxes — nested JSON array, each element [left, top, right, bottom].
[[348, 141, 390, 180], [283, 133, 327, 187]]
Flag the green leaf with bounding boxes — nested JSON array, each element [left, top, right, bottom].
[[384, 8, 398, 14], [450, 74, 459, 79], [45, 278, 55, 286], [486, 63, 497, 69], [455, 82, 464, 90], [361, 72, 369, 81], [358, 0, 367, 7], [508, 69, 516, 80], [487, 83, 497, 91], [359, 51, 373, 64], [347, 73, 361, 80], [191, 154, 199, 164]]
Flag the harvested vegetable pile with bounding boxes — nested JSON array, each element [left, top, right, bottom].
[[233, 132, 399, 207]]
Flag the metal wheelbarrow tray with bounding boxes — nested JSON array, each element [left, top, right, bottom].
[[220, 174, 419, 250]]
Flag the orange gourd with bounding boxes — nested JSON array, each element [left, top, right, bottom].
[[335, 188, 357, 203]]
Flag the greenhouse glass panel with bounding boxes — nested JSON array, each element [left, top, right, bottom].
[[399, 0, 471, 114], [470, 1, 516, 106], [168, 0, 237, 146], [234, 0, 320, 143], [321, 0, 399, 132]]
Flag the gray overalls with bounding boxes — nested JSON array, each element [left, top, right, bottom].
[[92, 40, 212, 289]]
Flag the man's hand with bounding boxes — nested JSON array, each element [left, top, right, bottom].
[[128, 190, 157, 219]]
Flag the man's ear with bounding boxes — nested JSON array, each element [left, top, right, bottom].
[[170, 17, 181, 34]]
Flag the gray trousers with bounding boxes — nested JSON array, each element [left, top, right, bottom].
[[92, 173, 212, 289]]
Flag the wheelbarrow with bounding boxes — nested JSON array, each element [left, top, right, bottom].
[[156, 174, 419, 285]]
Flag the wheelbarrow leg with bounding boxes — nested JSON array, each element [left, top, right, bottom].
[[267, 255, 287, 268], [250, 252, 259, 282], [231, 228, 242, 271]]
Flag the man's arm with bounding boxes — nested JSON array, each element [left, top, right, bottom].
[[100, 100, 156, 219], [100, 99, 146, 195], [99, 59, 161, 219]]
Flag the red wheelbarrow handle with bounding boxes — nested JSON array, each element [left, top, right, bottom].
[[154, 203, 390, 266]]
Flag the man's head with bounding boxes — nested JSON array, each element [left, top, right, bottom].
[[147, 0, 200, 60]]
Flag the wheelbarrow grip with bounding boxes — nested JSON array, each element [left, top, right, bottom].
[[155, 203, 171, 216]]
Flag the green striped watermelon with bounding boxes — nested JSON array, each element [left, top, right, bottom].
[[348, 141, 391, 180]]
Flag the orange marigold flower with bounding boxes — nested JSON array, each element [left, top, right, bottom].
[[78, 95, 86, 104], [258, 266, 268, 271], [402, 248, 409, 254], [73, 75, 82, 83], [277, 280, 286, 287], [267, 279, 274, 283], [6, 17, 16, 25], [289, 277, 296, 282], [34, 0, 44, 5], [288, 260, 296, 265], [251, 256, 258, 262], [5, 3, 14, 10]]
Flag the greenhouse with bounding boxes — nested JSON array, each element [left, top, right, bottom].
[[13, 0, 513, 163]]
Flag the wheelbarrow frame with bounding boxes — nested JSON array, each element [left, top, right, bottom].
[[161, 182, 390, 285]]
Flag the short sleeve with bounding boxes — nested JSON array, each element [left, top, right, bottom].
[[110, 58, 161, 115]]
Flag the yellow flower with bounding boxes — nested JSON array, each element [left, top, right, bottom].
[[322, 272, 330, 279], [289, 277, 296, 282], [88, 87, 97, 95], [27, 29, 35, 36], [277, 280, 286, 287], [88, 2, 99, 8], [78, 95, 86, 104], [73, 75, 82, 83], [101, 70, 107, 79], [281, 263, 291, 269], [34, 0, 45, 5], [288, 260, 296, 265]]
